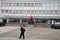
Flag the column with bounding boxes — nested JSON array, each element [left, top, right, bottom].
[[20, 19, 22, 24], [7, 19, 9, 23], [33, 19, 35, 24], [47, 19, 52, 24], [52, 20, 55, 24]]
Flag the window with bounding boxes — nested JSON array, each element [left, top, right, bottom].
[[4, 3, 8, 6], [9, 3, 11, 6], [46, 10, 49, 14], [50, 10, 54, 14], [24, 3, 27, 7], [35, 3, 38, 7], [35, 10, 39, 14], [22, 19, 27, 23], [31, 3, 34, 7], [14, 3, 17, 7], [22, 10, 26, 14], [1, 10, 8, 14], [9, 3, 15, 7], [46, 4, 50, 7], [35, 10, 38, 14], [20, 10, 22, 14], [10, 3, 15, 7], [28, 19, 34, 24], [19, 3, 23, 7], [35, 19, 45, 23], [54, 4, 58, 7], [27, 10, 30, 14], [13, 10, 15, 14], [1, 3, 4, 6], [27, 3, 30, 7], [16, 10, 19, 14], [31, 10, 34, 14], [1, 10, 4, 13], [9, 18, 20, 22], [9, 10, 12, 14], [17, 3, 19, 6], [55, 10, 58, 12], [39, 3, 42, 7], [1, 2, 8, 6], [39, 10, 41, 14], [51, 4, 54, 7], [59, 3, 60, 7], [59, 10, 60, 13], [42, 10, 45, 14], [54, 10, 58, 14], [46, 10, 49, 12], [42, 4, 45, 7], [6, 10, 8, 13], [51, 10, 53, 12]]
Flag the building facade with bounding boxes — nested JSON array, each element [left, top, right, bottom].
[[0, 0, 60, 25]]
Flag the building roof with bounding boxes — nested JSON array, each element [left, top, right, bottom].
[[1, 0, 60, 2]]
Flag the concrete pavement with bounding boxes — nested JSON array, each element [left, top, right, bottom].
[[0, 26, 19, 34], [0, 26, 60, 40]]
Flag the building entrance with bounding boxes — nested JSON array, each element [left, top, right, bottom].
[[6, 18, 60, 27], [9, 18, 20, 23], [6, 18, 47, 27]]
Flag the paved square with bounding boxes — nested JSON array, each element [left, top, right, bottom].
[[0, 26, 60, 40]]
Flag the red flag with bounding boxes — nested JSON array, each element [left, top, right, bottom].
[[30, 16, 33, 21]]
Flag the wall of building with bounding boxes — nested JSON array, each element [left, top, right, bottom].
[[0, 0, 60, 19], [1, 0, 60, 2], [0, 0, 1, 14]]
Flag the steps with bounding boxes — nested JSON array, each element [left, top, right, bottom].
[[34, 24, 50, 28], [6, 23, 20, 26]]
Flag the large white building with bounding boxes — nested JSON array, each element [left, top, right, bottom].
[[0, 0, 60, 26]]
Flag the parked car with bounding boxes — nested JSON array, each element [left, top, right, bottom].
[[0, 19, 6, 27], [51, 23, 60, 29], [0, 19, 3, 26], [3, 19, 6, 26]]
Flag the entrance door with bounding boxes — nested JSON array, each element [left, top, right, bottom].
[[21, 18, 34, 25], [28, 19, 34, 25], [6, 18, 20, 26], [9, 18, 20, 23], [34, 19, 50, 28]]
